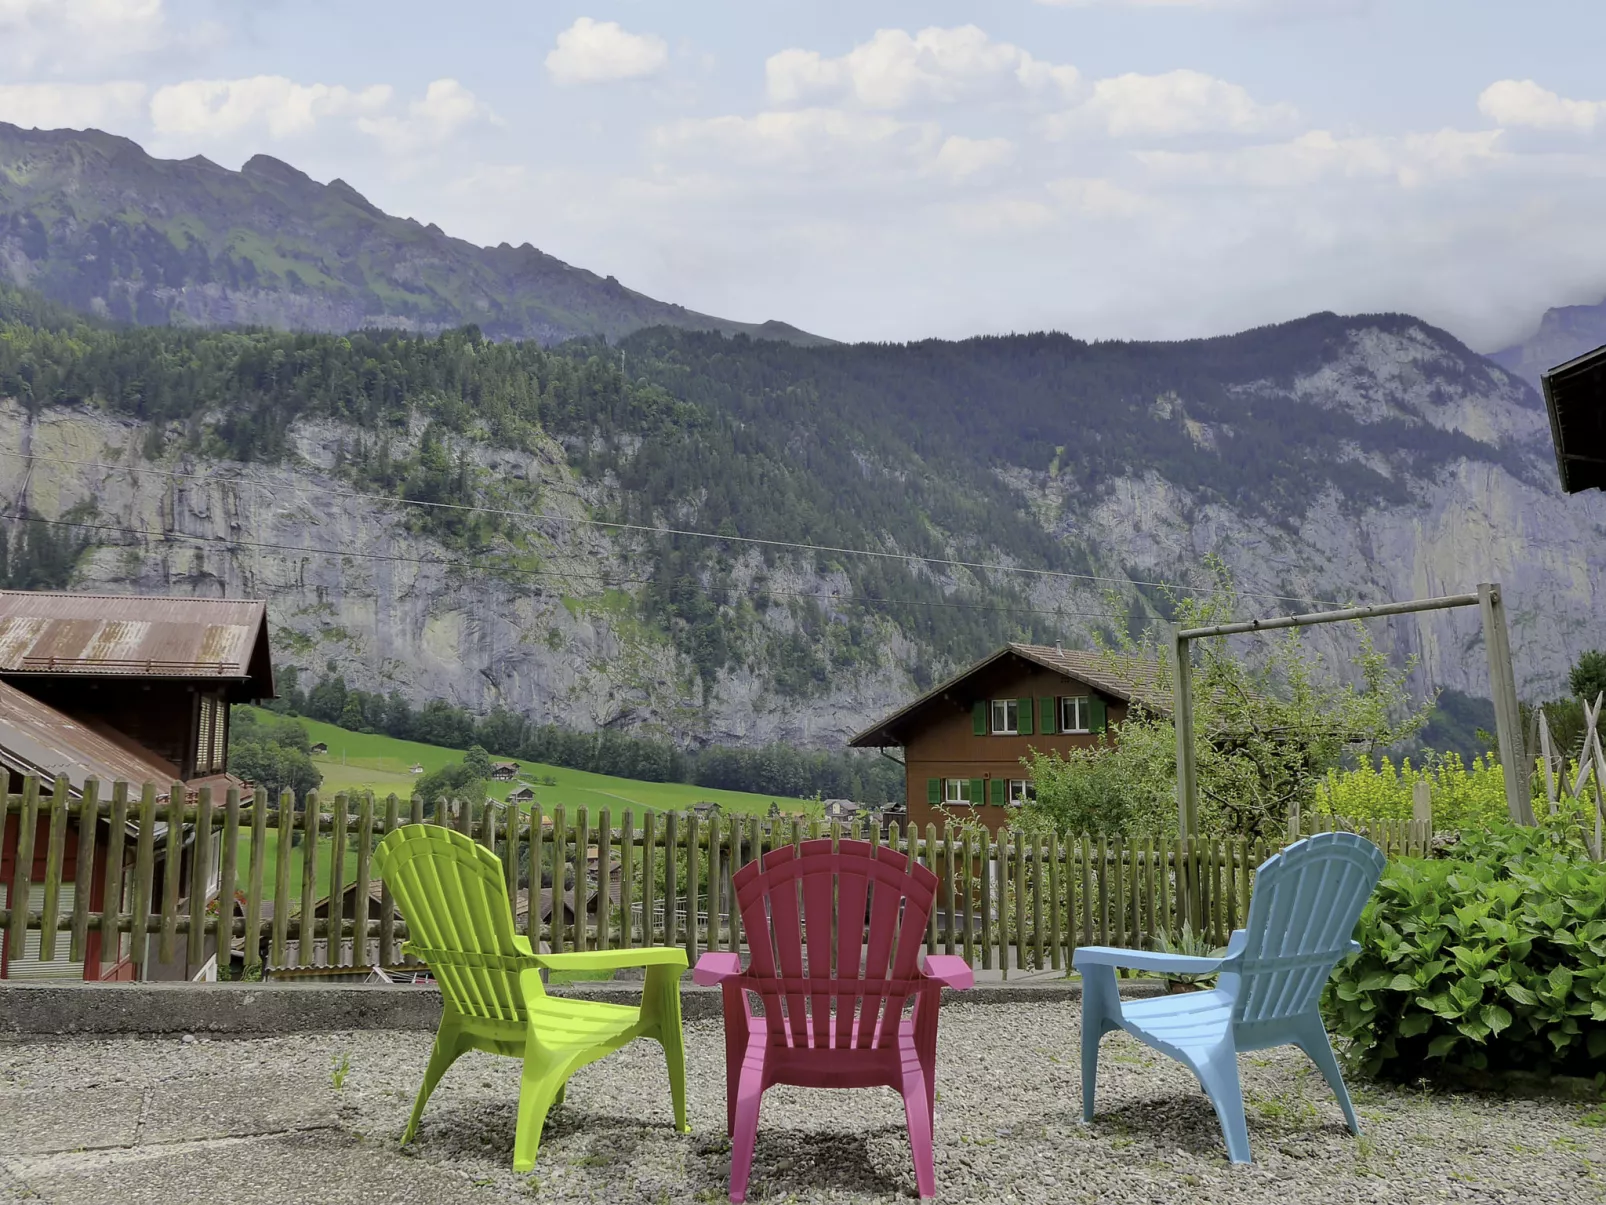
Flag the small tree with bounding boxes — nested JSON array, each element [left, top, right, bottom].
[[464, 744, 494, 780], [1570, 650, 1606, 706], [1027, 557, 1431, 840]]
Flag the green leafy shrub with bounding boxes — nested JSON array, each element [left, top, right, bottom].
[[1315, 752, 1594, 832], [1324, 819, 1606, 1079]]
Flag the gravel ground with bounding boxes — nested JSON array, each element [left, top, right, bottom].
[[1, 1002, 1602, 1203]]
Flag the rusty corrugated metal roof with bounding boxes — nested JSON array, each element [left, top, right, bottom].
[[0, 590, 269, 681], [0, 677, 179, 794]]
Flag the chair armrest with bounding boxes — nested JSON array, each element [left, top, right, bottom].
[[693, 951, 743, 986], [534, 947, 689, 973], [1072, 945, 1228, 975], [919, 954, 975, 989]]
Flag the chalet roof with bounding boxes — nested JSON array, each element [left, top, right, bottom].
[[0, 677, 180, 793], [849, 642, 1167, 748], [0, 590, 274, 697], [1541, 343, 1606, 494]]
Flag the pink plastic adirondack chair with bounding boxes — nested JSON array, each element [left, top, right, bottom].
[[693, 838, 974, 1202]]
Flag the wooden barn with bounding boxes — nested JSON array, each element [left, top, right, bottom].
[[0, 591, 275, 980], [850, 643, 1165, 835]]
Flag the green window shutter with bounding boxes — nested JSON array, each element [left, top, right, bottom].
[[973, 701, 988, 736], [989, 778, 1006, 806], [1037, 697, 1057, 735], [968, 777, 984, 805], [1016, 698, 1034, 736], [927, 778, 942, 805], [1089, 697, 1108, 733]]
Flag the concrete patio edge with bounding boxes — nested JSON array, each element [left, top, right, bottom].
[[0, 975, 1164, 1037]]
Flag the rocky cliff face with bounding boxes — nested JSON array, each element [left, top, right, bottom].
[[1, 316, 1600, 748], [0, 400, 908, 746]]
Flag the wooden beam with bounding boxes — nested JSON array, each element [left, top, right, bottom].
[[1479, 583, 1535, 825]]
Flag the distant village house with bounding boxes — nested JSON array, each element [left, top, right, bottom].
[[491, 761, 520, 781], [507, 786, 536, 804], [309, 742, 328, 755]]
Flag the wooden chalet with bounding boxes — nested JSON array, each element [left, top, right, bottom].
[[0, 590, 275, 980], [1542, 343, 1606, 493], [309, 742, 328, 755], [507, 785, 536, 804], [850, 643, 1166, 835], [490, 761, 520, 781]]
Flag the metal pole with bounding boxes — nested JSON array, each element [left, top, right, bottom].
[[1171, 630, 1198, 933], [1479, 583, 1535, 825], [1178, 592, 1481, 641], [1172, 631, 1197, 840]]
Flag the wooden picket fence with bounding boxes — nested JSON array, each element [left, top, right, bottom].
[[0, 777, 1435, 981]]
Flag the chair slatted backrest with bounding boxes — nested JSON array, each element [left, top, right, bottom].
[[733, 838, 938, 1051], [373, 825, 536, 1023], [1231, 832, 1386, 1027]]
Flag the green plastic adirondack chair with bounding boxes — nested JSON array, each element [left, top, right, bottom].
[[373, 824, 690, 1171]]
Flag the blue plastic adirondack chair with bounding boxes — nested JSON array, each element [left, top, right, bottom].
[[1074, 832, 1385, 1163]]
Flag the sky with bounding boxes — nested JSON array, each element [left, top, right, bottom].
[[3, 1, 1606, 350]]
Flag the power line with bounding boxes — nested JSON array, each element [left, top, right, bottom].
[[4, 513, 1118, 621], [1, 449, 1348, 608]]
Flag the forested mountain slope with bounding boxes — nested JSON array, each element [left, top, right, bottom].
[[0, 283, 1598, 747], [0, 124, 824, 347]]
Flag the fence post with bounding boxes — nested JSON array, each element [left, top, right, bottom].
[[1411, 780, 1432, 852], [1478, 582, 1536, 826]]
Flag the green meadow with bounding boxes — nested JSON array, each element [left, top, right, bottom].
[[242, 708, 818, 823]]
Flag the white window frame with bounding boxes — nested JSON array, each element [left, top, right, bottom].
[[989, 698, 1019, 735], [1007, 779, 1035, 807], [943, 778, 972, 805], [1060, 695, 1091, 734]]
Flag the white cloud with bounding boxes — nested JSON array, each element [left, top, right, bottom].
[[1135, 127, 1504, 188], [0, 81, 147, 130], [1479, 79, 1606, 133], [932, 135, 1016, 180], [1050, 69, 1297, 139], [766, 25, 1079, 110], [150, 76, 392, 141], [653, 107, 938, 174], [0, 0, 214, 75], [147, 76, 490, 159], [545, 17, 668, 86], [1046, 176, 1160, 219], [357, 79, 493, 154]]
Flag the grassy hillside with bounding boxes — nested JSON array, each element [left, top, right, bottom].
[[249, 708, 819, 820]]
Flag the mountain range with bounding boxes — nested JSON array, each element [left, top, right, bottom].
[[0, 122, 826, 347], [0, 126, 1603, 751]]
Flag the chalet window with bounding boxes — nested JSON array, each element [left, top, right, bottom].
[[1061, 696, 1091, 733], [943, 778, 972, 805], [1008, 779, 1035, 806], [195, 694, 227, 776], [990, 699, 1018, 735]]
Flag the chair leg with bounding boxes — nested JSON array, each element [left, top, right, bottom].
[[512, 1048, 569, 1174], [728, 1064, 766, 1204], [1079, 964, 1120, 1123], [402, 1017, 468, 1145], [900, 1049, 937, 1200], [1296, 1020, 1361, 1136], [914, 992, 941, 1133], [1196, 1046, 1252, 1164], [660, 1026, 691, 1135], [644, 963, 692, 1135]]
